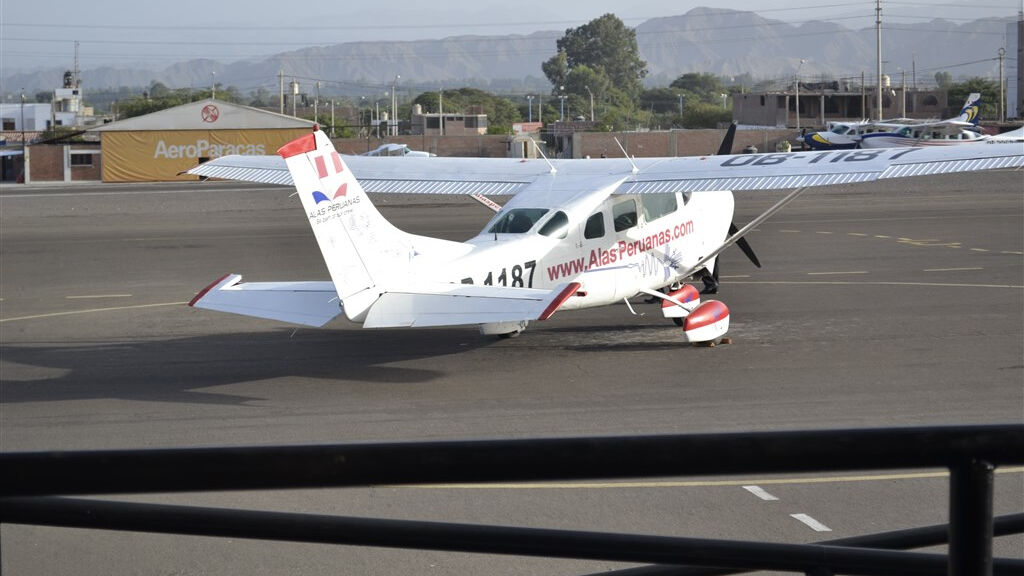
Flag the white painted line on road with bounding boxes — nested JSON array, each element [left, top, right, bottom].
[[742, 485, 779, 501], [874, 235, 891, 239], [815, 231, 833, 235], [779, 229, 801, 233], [720, 275, 751, 279], [791, 513, 832, 532], [409, 467, 1024, 490], [807, 271, 868, 276], [1002, 251, 1023, 255], [923, 267, 982, 272], [729, 280, 1022, 289], [65, 294, 133, 299], [970, 248, 990, 252], [848, 233, 868, 237], [0, 301, 187, 323]]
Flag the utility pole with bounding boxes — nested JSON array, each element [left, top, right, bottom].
[[211, 71, 216, 100], [861, 71, 866, 119], [876, 0, 883, 120], [585, 85, 594, 121], [526, 95, 534, 123], [439, 88, 444, 137], [998, 47, 1006, 123], [314, 81, 320, 123], [795, 59, 805, 131], [20, 89, 26, 158], [279, 70, 284, 115], [391, 75, 400, 136], [291, 78, 298, 117], [900, 69, 906, 118]]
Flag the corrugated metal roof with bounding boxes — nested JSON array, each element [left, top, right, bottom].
[[90, 100, 316, 132]]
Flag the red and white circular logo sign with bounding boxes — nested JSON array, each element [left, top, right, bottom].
[[201, 104, 220, 123]]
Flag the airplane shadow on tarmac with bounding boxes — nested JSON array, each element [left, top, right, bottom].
[[0, 328, 491, 406]]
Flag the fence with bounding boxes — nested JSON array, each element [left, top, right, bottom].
[[2, 425, 1022, 575]]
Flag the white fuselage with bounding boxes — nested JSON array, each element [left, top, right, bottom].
[[406, 186, 734, 310], [858, 127, 989, 148]]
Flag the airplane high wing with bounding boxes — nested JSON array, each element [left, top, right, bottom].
[[189, 144, 1021, 194], [187, 129, 1023, 342]]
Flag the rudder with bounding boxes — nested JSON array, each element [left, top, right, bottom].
[[278, 130, 411, 322]]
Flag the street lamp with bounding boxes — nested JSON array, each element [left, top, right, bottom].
[[526, 95, 534, 123], [584, 85, 594, 122], [795, 59, 806, 131], [20, 89, 26, 162], [211, 71, 216, 100], [558, 86, 566, 122]]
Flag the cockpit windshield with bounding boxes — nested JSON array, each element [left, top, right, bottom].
[[831, 125, 850, 135], [487, 208, 550, 234]]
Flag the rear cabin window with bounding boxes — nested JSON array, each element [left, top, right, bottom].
[[487, 208, 549, 234], [641, 194, 678, 222], [538, 211, 569, 239], [612, 200, 638, 232], [584, 212, 605, 239]]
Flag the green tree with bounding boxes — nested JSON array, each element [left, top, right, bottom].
[[148, 81, 171, 98], [682, 102, 732, 129], [948, 77, 1000, 120], [411, 87, 522, 134], [670, 73, 726, 106], [934, 71, 953, 90], [543, 13, 647, 101]]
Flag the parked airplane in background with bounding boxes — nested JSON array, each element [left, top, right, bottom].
[[361, 143, 435, 157], [799, 93, 985, 150], [187, 128, 1023, 343], [858, 93, 985, 148], [800, 120, 879, 150]]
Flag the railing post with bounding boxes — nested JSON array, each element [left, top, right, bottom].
[[948, 459, 994, 576]]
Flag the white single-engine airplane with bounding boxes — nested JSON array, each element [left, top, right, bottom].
[[187, 128, 1023, 342]]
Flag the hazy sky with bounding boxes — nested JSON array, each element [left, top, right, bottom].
[[2, 0, 1021, 72]]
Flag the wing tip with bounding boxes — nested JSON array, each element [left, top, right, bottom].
[[189, 273, 235, 307], [538, 282, 582, 321]]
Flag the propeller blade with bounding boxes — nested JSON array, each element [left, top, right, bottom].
[[730, 222, 762, 268], [716, 121, 738, 156]]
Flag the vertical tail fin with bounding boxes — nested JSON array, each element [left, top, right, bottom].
[[955, 93, 982, 125], [278, 130, 411, 321]]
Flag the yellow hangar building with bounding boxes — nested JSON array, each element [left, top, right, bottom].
[[89, 100, 315, 182]]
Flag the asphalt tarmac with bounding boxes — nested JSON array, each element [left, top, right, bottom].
[[1, 169, 1022, 575]]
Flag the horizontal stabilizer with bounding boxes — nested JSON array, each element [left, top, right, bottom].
[[189, 274, 342, 327], [363, 282, 577, 328]]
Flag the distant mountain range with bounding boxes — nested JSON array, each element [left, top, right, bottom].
[[5, 7, 1017, 96]]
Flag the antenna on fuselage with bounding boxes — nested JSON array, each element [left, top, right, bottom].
[[532, 139, 557, 174], [613, 137, 639, 174]]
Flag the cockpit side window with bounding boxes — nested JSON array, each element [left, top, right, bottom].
[[584, 212, 605, 239], [640, 194, 678, 223], [538, 211, 569, 239], [487, 208, 549, 234], [612, 199, 638, 232]]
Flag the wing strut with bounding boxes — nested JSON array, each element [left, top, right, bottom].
[[679, 186, 808, 279]]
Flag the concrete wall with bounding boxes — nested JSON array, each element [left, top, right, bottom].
[[335, 135, 511, 158], [334, 127, 796, 160]]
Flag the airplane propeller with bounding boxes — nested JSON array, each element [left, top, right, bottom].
[[730, 222, 761, 268], [701, 121, 761, 295]]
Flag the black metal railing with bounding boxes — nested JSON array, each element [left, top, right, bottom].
[[2, 425, 1022, 575]]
